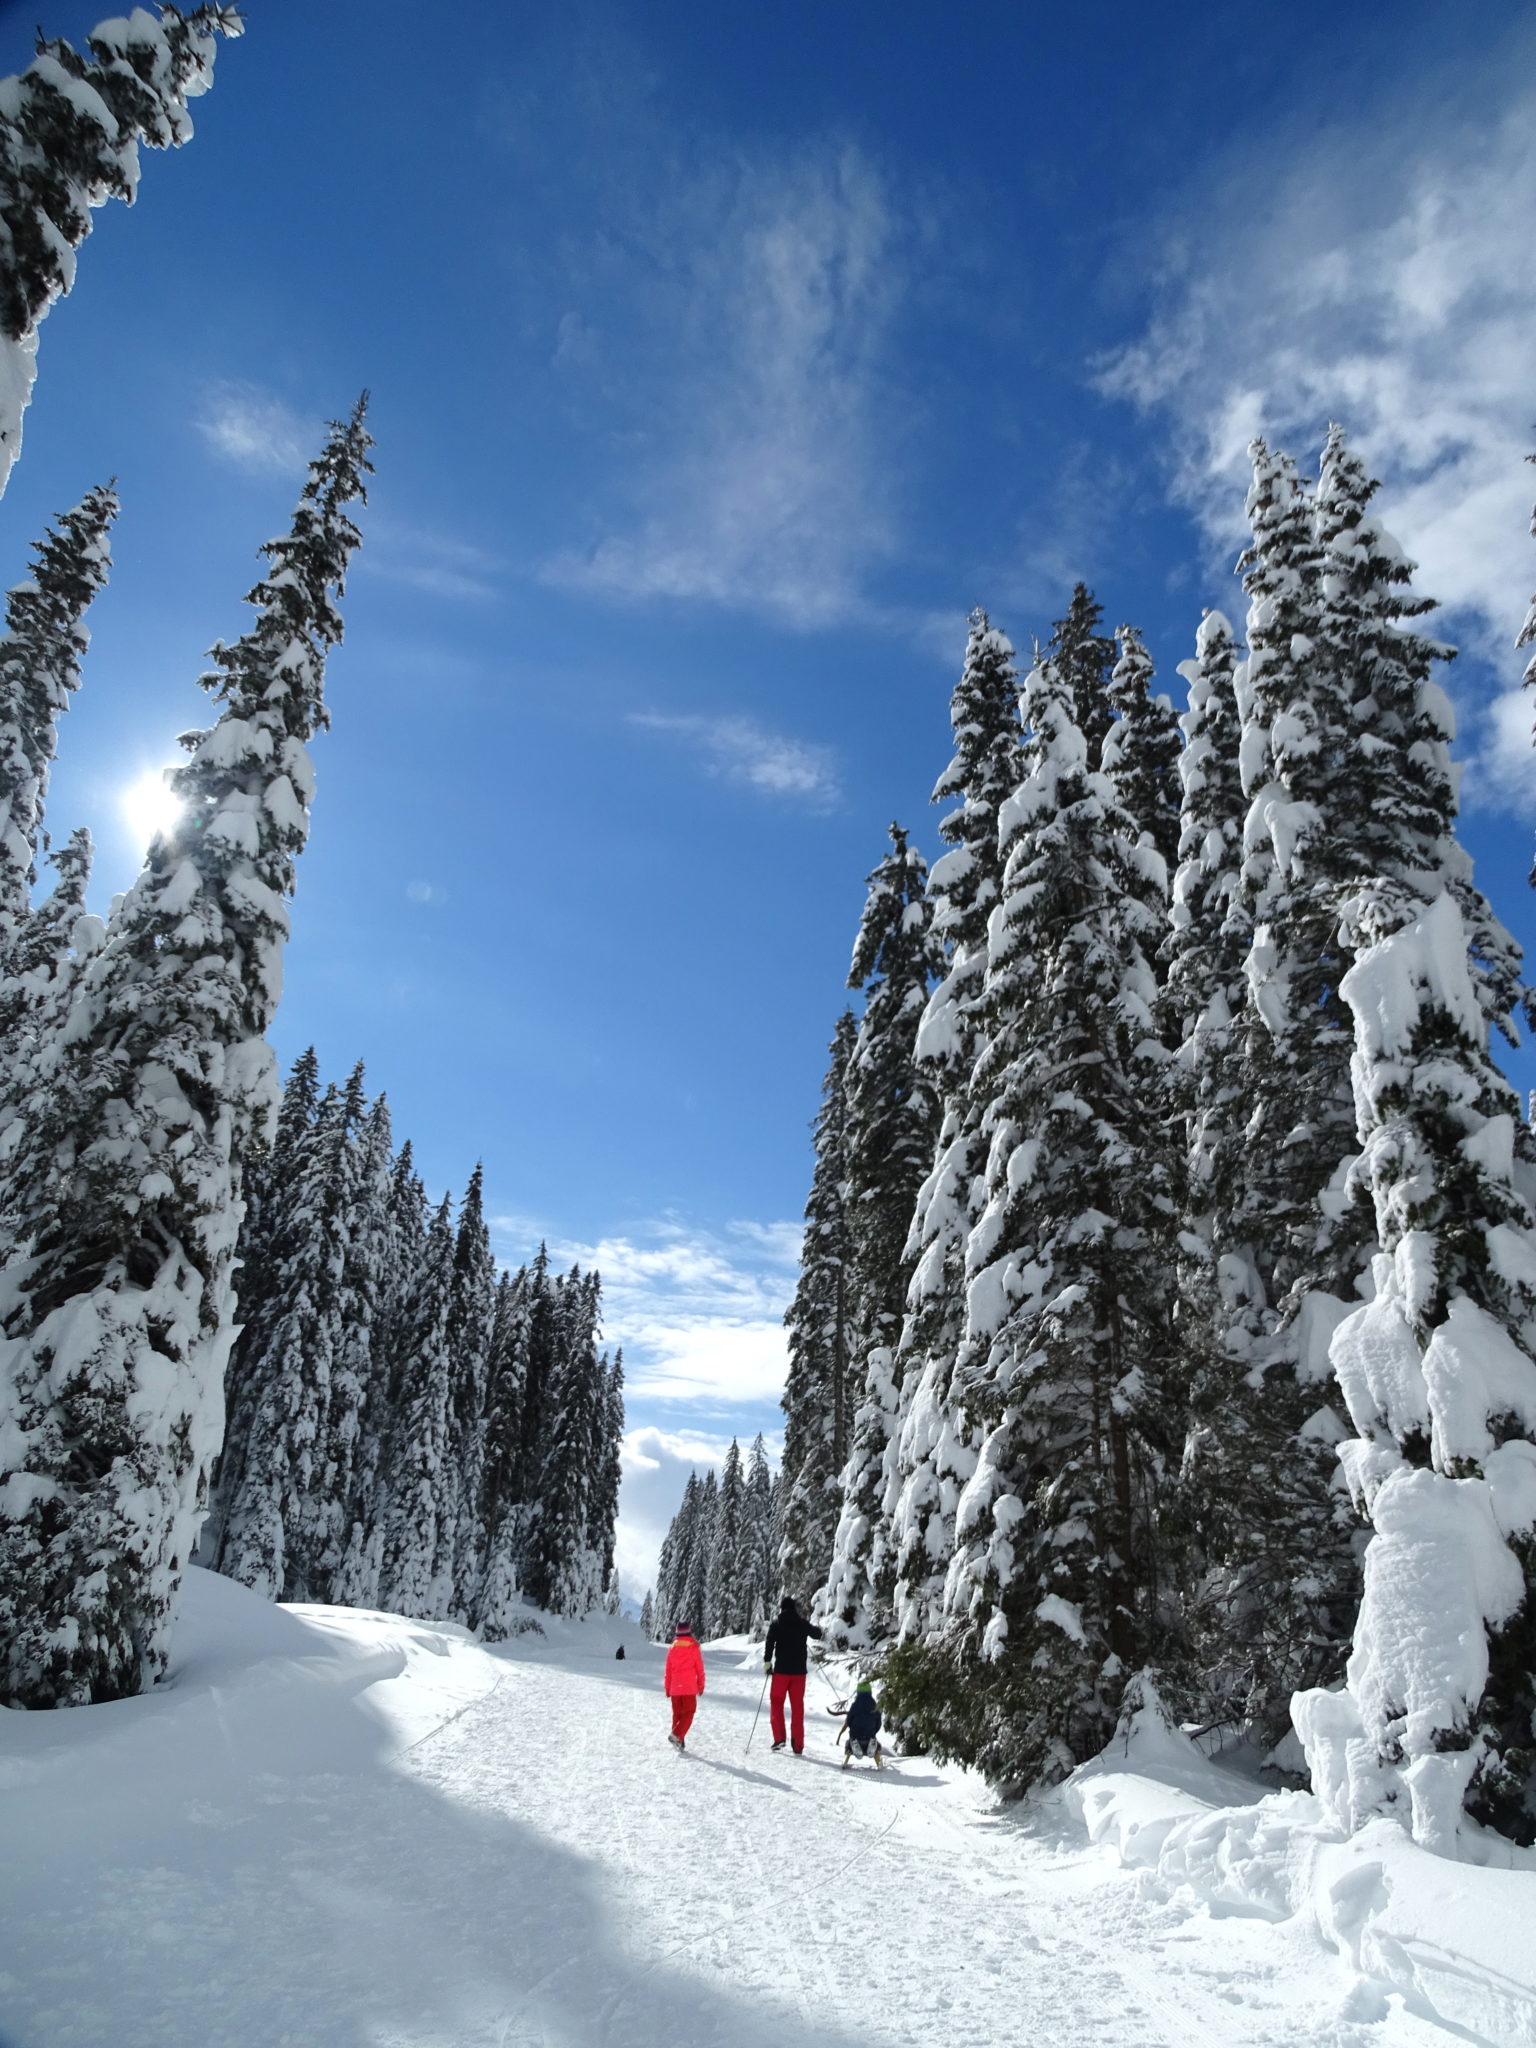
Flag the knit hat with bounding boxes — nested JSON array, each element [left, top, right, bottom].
[[856, 1680, 873, 1693], [674, 1619, 693, 1634]]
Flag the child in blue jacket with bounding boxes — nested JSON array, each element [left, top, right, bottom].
[[839, 1680, 883, 1768]]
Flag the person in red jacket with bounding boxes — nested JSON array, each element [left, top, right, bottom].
[[664, 1619, 705, 1749]]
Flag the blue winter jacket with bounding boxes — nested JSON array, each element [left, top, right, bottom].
[[847, 1692, 881, 1742]]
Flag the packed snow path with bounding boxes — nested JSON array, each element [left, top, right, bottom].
[[0, 1575, 1485, 2047]]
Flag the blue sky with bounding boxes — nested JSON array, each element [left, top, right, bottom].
[[3, 0, 1535, 1592]]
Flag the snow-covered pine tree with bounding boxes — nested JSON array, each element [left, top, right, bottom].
[[1105, 623, 1181, 876], [207, 1074, 357, 1598], [588, 1347, 623, 1613], [887, 611, 1022, 1645], [1314, 426, 1522, 1035], [376, 1193, 458, 1622], [744, 1431, 776, 1630], [0, 491, 116, 1165], [1294, 882, 1536, 1848], [884, 648, 1175, 1786], [301, 1061, 376, 1602], [682, 1466, 718, 1632], [1210, 429, 1529, 1747], [1161, 609, 1273, 1717], [1046, 583, 1117, 771], [0, 7, 241, 494], [446, 1162, 495, 1622], [640, 1587, 655, 1638], [778, 1013, 854, 1607], [705, 1437, 746, 1636], [327, 1086, 395, 1606], [653, 1468, 700, 1638], [1201, 436, 1365, 1741], [822, 822, 940, 1648], [0, 401, 371, 1707], [0, 485, 114, 970], [521, 1269, 606, 1616], [477, 1263, 530, 1638], [0, 824, 102, 1074], [207, 1044, 318, 1561]]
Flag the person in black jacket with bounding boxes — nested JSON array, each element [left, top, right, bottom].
[[763, 1595, 822, 1754]]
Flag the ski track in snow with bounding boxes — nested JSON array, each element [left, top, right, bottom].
[[0, 1594, 1477, 2048]]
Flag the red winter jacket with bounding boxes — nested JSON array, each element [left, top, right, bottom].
[[664, 1633, 705, 1697]]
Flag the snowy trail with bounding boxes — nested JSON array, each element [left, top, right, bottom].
[[0, 1577, 1482, 2047]]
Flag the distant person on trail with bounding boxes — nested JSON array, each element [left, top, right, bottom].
[[664, 1620, 704, 1750], [836, 1680, 884, 1769], [763, 1595, 822, 1755], [615, 1644, 626, 1660]]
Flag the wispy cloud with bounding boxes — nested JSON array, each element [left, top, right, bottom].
[[539, 139, 910, 629], [362, 512, 502, 602], [488, 1211, 800, 1407], [486, 1210, 801, 1596], [616, 1423, 783, 1601], [630, 710, 840, 807], [195, 379, 314, 475], [1097, 75, 1536, 798]]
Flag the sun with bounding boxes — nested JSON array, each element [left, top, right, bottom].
[[119, 769, 184, 852]]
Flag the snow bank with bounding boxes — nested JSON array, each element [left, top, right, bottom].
[[1062, 1690, 1536, 2045]]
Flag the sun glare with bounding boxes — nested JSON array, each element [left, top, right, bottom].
[[120, 770, 185, 852]]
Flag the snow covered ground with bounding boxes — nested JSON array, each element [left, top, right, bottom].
[[2, 1571, 1534, 2048]]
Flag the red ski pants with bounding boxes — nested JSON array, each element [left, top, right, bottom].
[[671, 1694, 698, 1741], [769, 1673, 806, 1751]]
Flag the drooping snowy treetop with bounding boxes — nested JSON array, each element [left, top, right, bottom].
[[0, 5, 242, 493]]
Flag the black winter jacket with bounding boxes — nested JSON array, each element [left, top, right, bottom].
[[764, 1607, 821, 1676]]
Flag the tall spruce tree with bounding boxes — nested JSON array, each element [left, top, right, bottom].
[[377, 1193, 458, 1621], [884, 649, 1174, 1785], [683, 1467, 718, 1632], [207, 1077, 354, 1598], [705, 1437, 747, 1636], [0, 486, 114, 964], [1295, 884, 1536, 1848], [328, 1087, 395, 1606], [1203, 436, 1363, 1741], [744, 1432, 776, 1629], [521, 1270, 606, 1616], [1046, 583, 1117, 771], [1104, 623, 1181, 875], [654, 1468, 701, 1638], [1162, 610, 1276, 1719], [887, 612, 1022, 1645], [446, 1162, 495, 1621], [477, 1265, 530, 1637], [590, 1349, 624, 1611], [0, 8, 242, 494], [0, 402, 371, 1707], [207, 1043, 319, 1563], [778, 1013, 855, 1606], [822, 822, 940, 1647]]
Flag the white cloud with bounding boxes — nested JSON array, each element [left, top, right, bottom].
[[543, 142, 906, 629], [195, 380, 313, 475], [1098, 83, 1536, 799], [362, 512, 501, 601], [487, 1212, 799, 1411], [482, 1213, 800, 1600], [630, 710, 840, 806], [615, 1423, 782, 1602]]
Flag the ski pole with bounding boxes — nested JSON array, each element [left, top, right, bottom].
[[746, 1670, 770, 1754]]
